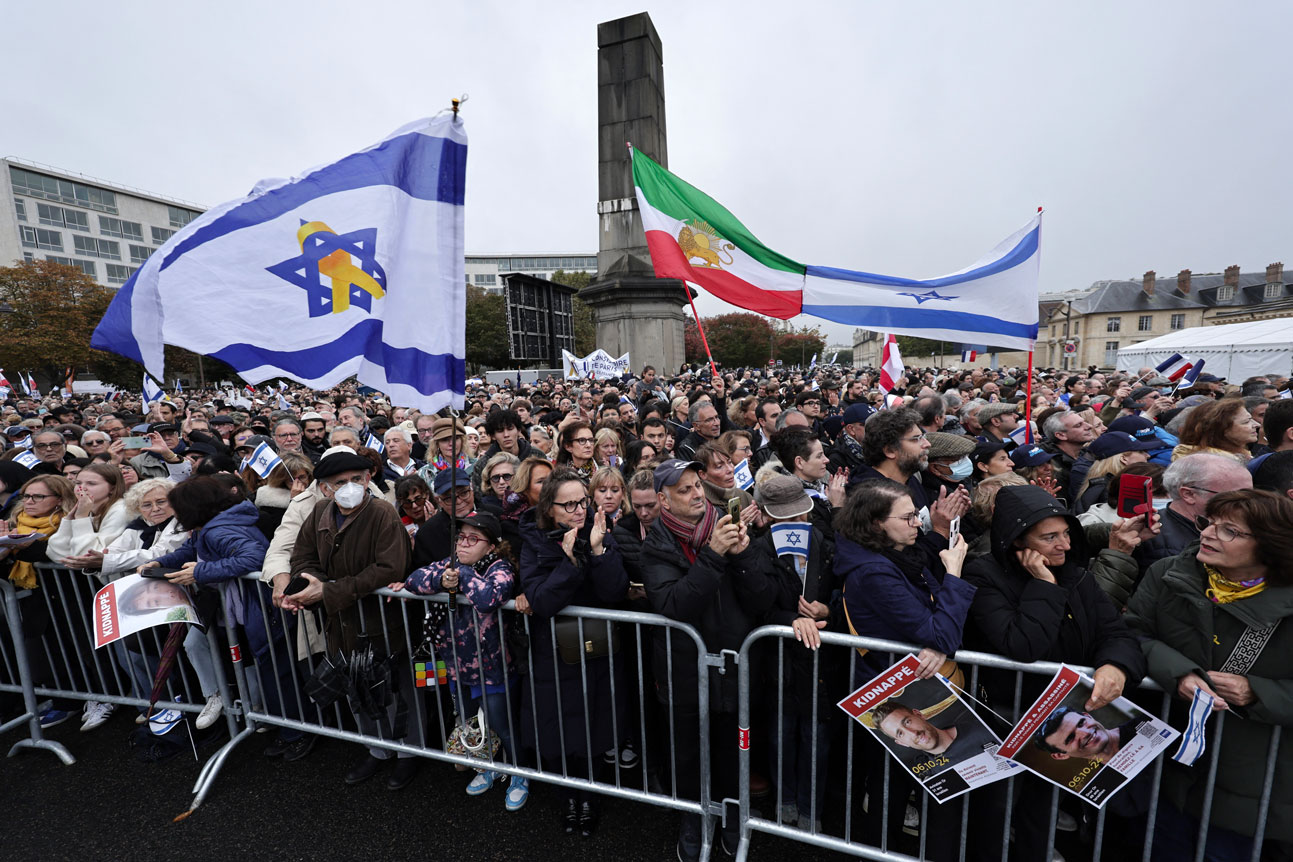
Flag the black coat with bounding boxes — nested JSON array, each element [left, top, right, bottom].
[[962, 486, 1146, 700], [517, 508, 628, 762], [1132, 505, 1198, 570], [639, 516, 778, 712]]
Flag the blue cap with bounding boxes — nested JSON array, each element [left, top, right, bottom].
[[1087, 430, 1160, 460], [432, 467, 473, 496], [1010, 444, 1056, 468], [1107, 415, 1158, 442], [842, 403, 874, 425]]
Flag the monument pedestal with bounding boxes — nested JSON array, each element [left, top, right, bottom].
[[579, 277, 694, 375]]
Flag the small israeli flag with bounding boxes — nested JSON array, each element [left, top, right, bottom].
[[13, 451, 41, 469], [1008, 422, 1031, 446], [246, 441, 283, 478], [277, 390, 291, 411], [142, 374, 165, 406], [732, 458, 755, 491], [770, 522, 811, 558], [364, 430, 385, 454], [1171, 687, 1214, 766]]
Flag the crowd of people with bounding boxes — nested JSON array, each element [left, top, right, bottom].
[[1, 359, 1290, 862]]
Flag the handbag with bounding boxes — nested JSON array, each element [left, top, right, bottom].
[[553, 617, 620, 665], [446, 707, 501, 767]]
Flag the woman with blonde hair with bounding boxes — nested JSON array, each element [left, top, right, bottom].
[[589, 465, 630, 521], [594, 427, 624, 469]]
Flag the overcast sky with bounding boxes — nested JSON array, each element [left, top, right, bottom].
[[6, 1, 1290, 346]]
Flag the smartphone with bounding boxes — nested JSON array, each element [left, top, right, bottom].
[[122, 436, 151, 448], [284, 575, 310, 595], [948, 516, 961, 546], [727, 497, 742, 522], [1116, 473, 1154, 519], [141, 566, 183, 579]]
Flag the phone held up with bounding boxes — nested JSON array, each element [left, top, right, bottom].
[[1116, 473, 1155, 520], [727, 497, 742, 523]]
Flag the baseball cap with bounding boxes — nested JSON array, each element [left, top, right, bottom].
[[1087, 431, 1160, 460], [652, 458, 704, 493], [148, 422, 179, 435], [458, 512, 502, 544], [842, 403, 874, 426], [1107, 415, 1159, 443], [1010, 444, 1056, 468], [432, 467, 473, 496]]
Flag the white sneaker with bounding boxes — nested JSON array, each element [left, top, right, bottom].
[[1056, 810, 1077, 832], [902, 803, 920, 835], [81, 700, 115, 731], [196, 694, 223, 730]]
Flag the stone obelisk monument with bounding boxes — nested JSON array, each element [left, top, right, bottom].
[[579, 12, 691, 374]]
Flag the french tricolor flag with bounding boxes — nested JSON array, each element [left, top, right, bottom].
[[1155, 353, 1196, 382], [960, 345, 981, 363], [1176, 358, 1206, 391]]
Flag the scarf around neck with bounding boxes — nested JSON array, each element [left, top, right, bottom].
[[1204, 563, 1266, 604], [8, 510, 63, 590], [659, 500, 720, 564]]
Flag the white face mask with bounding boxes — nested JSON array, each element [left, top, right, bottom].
[[332, 481, 367, 508]]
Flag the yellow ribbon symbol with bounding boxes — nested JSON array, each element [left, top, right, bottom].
[[296, 221, 385, 315]]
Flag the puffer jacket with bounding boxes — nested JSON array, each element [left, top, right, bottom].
[[962, 486, 1146, 685], [404, 555, 515, 687], [151, 500, 268, 585], [1126, 546, 1293, 841]]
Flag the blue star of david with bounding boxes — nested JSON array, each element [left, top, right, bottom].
[[786, 532, 802, 545], [898, 289, 958, 305], [266, 222, 387, 318]]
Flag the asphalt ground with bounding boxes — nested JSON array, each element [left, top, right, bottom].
[[2, 708, 858, 862]]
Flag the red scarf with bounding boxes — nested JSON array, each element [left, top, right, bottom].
[[658, 501, 720, 564]]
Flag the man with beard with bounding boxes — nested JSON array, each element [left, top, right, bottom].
[[299, 412, 328, 463]]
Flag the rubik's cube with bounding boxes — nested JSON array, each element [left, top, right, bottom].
[[414, 659, 447, 688]]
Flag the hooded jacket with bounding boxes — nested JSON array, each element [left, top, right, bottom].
[[962, 486, 1145, 682], [152, 500, 268, 585]]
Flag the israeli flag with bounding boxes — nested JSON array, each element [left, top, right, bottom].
[[1171, 687, 1214, 766], [13, 451, 40, 469], [1008, 422, 1031, 446], [802, 213, 1042, 351], [809, 354, 817, 370], [770, 522, 811, 558], [732, 458, 755, 491], [365, 429, 385, 454], [246, 441, 282, 479], [90, 114, 468, 413], [277, 390, 291, 411], [142, 374, 164, 406]]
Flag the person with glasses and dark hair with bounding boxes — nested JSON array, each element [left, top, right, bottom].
[[518, 467, 628, 838], [555, 419, 597, 480], [1128, 489, 1293, 861], [1134, 453, 1252, 570], [471, 409, 532, 494], [29, 430, 72, 476], [675, 399, 727, 462], [411, 468, 478, 569]]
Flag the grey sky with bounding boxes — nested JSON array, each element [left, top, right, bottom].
[[6, 1, 1290, 347]]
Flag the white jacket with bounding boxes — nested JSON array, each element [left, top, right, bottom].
[[46, 500, 131, 562], [101, 517, 192, 577]]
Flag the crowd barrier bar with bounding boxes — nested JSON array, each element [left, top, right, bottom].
[[733, 626, 1281, 862], [0, 578, 74, 764]]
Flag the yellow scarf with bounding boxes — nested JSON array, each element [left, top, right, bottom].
[[7, 510, 63, 590], [1204, 563, 1266, 604]]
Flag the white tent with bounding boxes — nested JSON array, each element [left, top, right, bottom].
[[1116, 319, 1293, 380]]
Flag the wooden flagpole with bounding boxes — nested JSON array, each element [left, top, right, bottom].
[[686, 287, 720, 379]]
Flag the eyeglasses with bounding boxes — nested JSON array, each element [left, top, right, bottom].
[[400, 496, 428, 509], [275, 431, 300, 439], [882, 512, 922, 525], [570, 437, 594, 445], [1185, 485, 1218, 496], [903, 433, 928, 444], [1194, 516, 1252, 542], [439, 487, 473, 501], [20, 493, 54, 501], [34, 442, 64, 451], [554, 498, 590, 513], [800, 400, 820, 407], [456, 533, 490, 548], [490, 473, 515, 484]]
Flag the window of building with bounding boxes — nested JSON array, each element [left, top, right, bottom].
[[19, 226, 62, 251], [1265, 282, 1282, 299], [151, 226, 175, 244], [129, 244, 153, 265], [22, 252, 33, 263], [474, 273, 496, 285], [1106, 316, 1121, 332], [43, 256, 96, 278], [73, 235, 120, 259], [1104, 341, 1120, 367], [105, 263, 136, 285], [1073, 320, 1080, 335], [1217, 285, 1235, 302], [14, 199, 26, 222], [167, 206, 200, 228], [36, 203, 89, 232], [99, 216, 143, 241], [1138, 315, 1153, 332], [1170, 313, 1185, 330], [9, 166, 117, 214]]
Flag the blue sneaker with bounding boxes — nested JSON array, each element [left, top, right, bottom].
[[39, 708, 71, 728], [466, 770, 497, 796], [505, 774, 529, 811]]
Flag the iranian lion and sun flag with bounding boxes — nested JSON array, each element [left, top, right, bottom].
[[630, 146, 1042, 358]]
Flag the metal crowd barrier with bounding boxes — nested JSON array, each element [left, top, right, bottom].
[[732, 626, 1283, 862]]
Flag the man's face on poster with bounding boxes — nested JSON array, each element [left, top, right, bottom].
[[878, 706, 940, 752], [1043, 710, 1112, 760]]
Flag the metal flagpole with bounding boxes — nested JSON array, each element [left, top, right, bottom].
[[1025, 349, 1035, 444]]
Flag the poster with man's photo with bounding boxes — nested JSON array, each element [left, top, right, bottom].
[[92, 573, 202, 649], [997, 665, 1179, 808], [837, 654, 1019, 802]]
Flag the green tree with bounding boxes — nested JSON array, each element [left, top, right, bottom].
[[465, 285, 510, 371], [688, 313, 776, 368], [0, 260, 115, 387], [895, 335, 944, 360], [550, 269, 596, 354], [775, 328, 827, 368], [830, 348, 854, 366]]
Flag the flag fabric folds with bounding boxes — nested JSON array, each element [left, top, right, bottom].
[[365, 430, 385, 454], [630, 148, 1041, 349], [732, 458, 755, 491], [26, 373, 38, 397], [770, 522, 811, 558], [1177, 359, 1206, 391], [246, 442, 282, 479], [91, 115, 468, 413], [878, 335, 903, 394], [1155, 353, 1197, 382], [961, 345, 983, 363], [142, 374, 164, 406]]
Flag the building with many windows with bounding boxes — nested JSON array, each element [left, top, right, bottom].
[[2, 157, 205, 287], [465, 253, 597, 293]]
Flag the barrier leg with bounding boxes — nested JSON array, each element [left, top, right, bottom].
[[1, 583, 73, 765]]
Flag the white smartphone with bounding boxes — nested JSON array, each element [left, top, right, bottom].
[[948, 516, 961, 546]]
